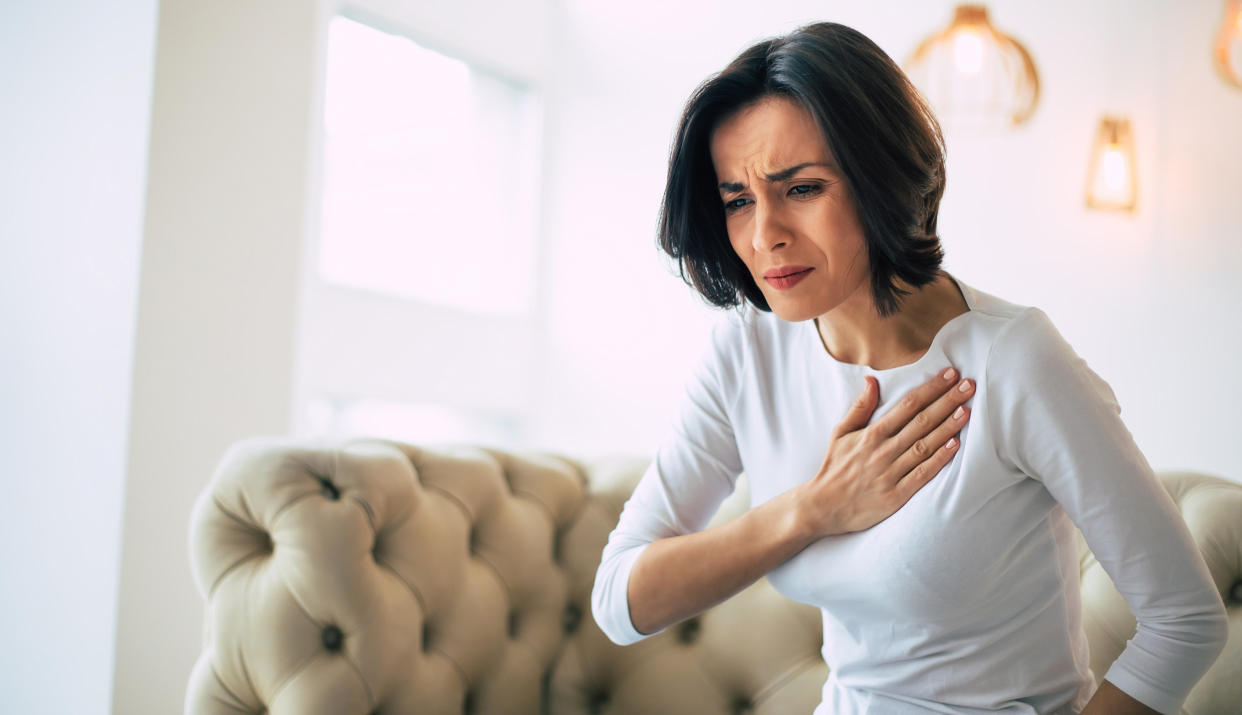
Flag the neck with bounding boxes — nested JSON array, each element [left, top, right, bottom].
[[814, 271, 968, 370]]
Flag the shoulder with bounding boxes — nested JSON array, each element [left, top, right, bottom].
[[688, 306, 754, 395], [971, 290, 1120, 412], [948, 279, 1087, 397], [705, 303, 781, 363], [986, 305, 1076, 384], [956, 282, 1063, 376], [697, 304, 795, 396], [960, 280, 1033, 330]]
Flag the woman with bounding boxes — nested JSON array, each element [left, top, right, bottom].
[[590, 22, 1227, 715]]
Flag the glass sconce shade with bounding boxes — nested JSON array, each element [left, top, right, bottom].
[[905, 4, 1040, 128], [1085, 117, 1137, 212], [1215, 0, 1242, 88]]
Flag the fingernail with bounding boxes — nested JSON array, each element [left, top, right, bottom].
[[945, 437, 959, 450], [943, 367, 956, 381], [953, 406, 964, 419], [958, 379, 972, 393]]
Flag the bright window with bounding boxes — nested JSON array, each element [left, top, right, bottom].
[[318, 15, 541, 317], [294, 15, 542, 445]]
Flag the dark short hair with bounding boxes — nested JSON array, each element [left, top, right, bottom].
[[657, 22, 947, 318]]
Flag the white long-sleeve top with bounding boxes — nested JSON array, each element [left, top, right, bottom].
[[591, 274, 1227, 714]]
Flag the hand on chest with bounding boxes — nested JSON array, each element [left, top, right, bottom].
[[740, 364, 1051, 623]]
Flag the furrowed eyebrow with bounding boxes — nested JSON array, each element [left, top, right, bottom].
[[765, 162, 834, 182], [717, 161, 837, 193]]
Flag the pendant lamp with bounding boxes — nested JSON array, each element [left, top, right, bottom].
[[1216, 0, 1242, 88], [905, 4, 1040, 128], [1084, 117, 1137, 212]]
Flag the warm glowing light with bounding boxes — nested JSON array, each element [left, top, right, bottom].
[[1085, 117, 1137, 212], [1099, 146, 1129, 194], [952, 29, 985, 75]]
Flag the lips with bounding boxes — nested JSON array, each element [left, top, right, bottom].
[[763, 267, 813, 291], [763, 265, 813, 279]]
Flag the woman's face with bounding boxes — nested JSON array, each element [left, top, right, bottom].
[[709, 95, 870, 322]]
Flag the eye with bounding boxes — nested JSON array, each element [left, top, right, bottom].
[[723, 197, 752, 214], [789, 183, 823, 197]]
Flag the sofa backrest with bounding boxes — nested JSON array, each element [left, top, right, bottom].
[[185, 438, 1241, 714]]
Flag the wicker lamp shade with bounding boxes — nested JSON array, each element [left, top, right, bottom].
[[905, 4, 1040, 129], [1215, 0, 1242, 88]]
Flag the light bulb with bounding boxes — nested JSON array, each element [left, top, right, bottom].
[[1099, 146, 1128, 194], [1085, 117, 1137, 212], [953, 29, 985, 75]]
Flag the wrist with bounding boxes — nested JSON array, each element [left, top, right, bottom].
[[791, 476, 852, 542], [780, 482, 822, 549]]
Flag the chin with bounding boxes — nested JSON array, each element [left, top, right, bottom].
[[763, 296, 819, 323]]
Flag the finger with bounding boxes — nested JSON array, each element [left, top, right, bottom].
[[888, 375, 975, 457], [889, 403, 969, 481], [833, 377, 878, 438], [892, 424, 963, 502], [871, 366, 961, 437]]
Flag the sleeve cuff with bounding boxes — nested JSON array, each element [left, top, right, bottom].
[[591, 541, 663, 646], [1101, 662, 1183, 715]]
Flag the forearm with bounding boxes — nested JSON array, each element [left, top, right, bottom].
[[626, 484, 815, 635], [1080, 678, 1159, 715]]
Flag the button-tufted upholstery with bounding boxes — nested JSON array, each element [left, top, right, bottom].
[[186, 438, 1242, 714]]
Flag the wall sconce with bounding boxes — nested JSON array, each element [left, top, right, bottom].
[[1084, 117, 1137, 212], [905, 4, 1040, 128], [1215, 0, 1242, 88]]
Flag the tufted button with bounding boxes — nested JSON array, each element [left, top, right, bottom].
[[587, 690, 610, 714], [421, 622, 434, 651], [507, 611, 520, 639], [675, 618, 700, 645], [321, 624, 344, 652], [462, 690, 475, 715], [730, 696, 754, 715], [468, 525, 479, 552], [1232, 580, 1242, 603], [551, 531, 562, 563], [563, 604, 582, 634], [318, 476, 340, 501]]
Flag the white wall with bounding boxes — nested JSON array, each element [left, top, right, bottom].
[[0, 1, 158, 713], [110, 1, 319, 712], [1142, 0, 1242, 475], [529, 0, 1242, 484]]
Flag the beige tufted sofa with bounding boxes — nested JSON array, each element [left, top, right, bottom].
[[185, 437, 1242, 714]]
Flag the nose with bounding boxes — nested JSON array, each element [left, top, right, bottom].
[[752, 200, 790, 253]]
